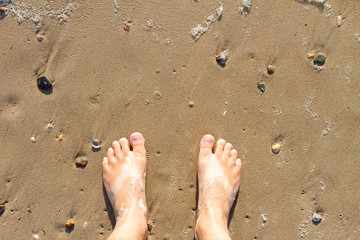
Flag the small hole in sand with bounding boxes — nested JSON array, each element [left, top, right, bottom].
[[156, 151, 161, 155], [245, 215, 250, 219], [188, 225, 192, 229], [178, 188, 183, 191], [192, 207, 197, 212]]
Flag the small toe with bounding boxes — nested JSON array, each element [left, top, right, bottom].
[[107, 147, 116, 164], [119, 138, 130, 155], [199, 134, 215, 158], [235, 158, 242, 173], [215, 139, 226, 156], [112, 141, 122, 158], [102, 157, 109, 171], [224, 142, 233, 157], [130, 132, 146, 155], [230, 149, 238, 164]]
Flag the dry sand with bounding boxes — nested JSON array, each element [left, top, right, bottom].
[[1, 0, 360, 239]]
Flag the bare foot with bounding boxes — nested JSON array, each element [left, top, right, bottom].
[[102, 132, 148, 240], [195, 134, 242, 240]]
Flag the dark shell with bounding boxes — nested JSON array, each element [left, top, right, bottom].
[[75, 156, 88, 168], [37, 75, 52, 90], [312, 213, 322, 224], [257, 83, 265, 94], [314, 53, 326, 66]]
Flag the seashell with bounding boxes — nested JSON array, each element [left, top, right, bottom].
[[314, 53, 326, 66], [267, 65, 275, 75], [312, 213, 322, 224], [75, 156, 88, 168], [37, 35, 44, 42], [216, 49, 230, 66], [58, 135, 63, 141], [91, 140, 101, 149], [271, 143, 281, 154], [124, 24, 130, 32], [37, 75, 52, 90], [336, 15, 342, 27], [65, 219, 75, 228], [188, 100, 195, 108], [257, 83, 265, 94], [33, 234, 39, 240], [307, 53, 316, 59], [31, 137, 36, 143], [216, 5, 223, 18]]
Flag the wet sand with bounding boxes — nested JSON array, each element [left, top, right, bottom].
[[0, 0, 360, 239]]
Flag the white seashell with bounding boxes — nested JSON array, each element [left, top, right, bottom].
[[91, 140, 101, 149], [33, 234, 40, 240], [216, 5, 223, 18], [31, 137, 36, 143], [336, 15, 342, 27]]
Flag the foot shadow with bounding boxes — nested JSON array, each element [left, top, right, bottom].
[[103, 184, 116, 228], [228, 191, 239, 227]]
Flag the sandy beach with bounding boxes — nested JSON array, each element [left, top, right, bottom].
[[1, 0, 360, 239]]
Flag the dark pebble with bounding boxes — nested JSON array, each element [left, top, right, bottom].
[[257, 83, 265, 94], [312, 213, 322, 224]]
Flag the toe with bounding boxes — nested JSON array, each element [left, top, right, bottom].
[[235, 158, 242, 174], [223, 142, 233, 158], [112, 140, 122, 158], [119, 138, 130, 155], [107, 147, 116, 165], [230, 149, 238, 164], [215, 139, 226, 156], [130, 132, 146, 155], [199, 134, 215, 158], [102, 157, 109, 172]]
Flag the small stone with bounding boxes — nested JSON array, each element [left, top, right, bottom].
[[37, 75, 52, 90], [307, 53, 316, 59], [314, 53, 326, 66], [37, 35, 44, 42], [75, 156, 88, 168], [124, 24, 130, 32], [336, 15, 342, 27], [58, 135, 63, 141], [188, 101, 195, 108], [216, 49, 230, 67], [267, 65, 275, 75], [0, 7, 6, 12], [271, 143, 281, 154], [312, 213, 322, 224], [65, 219, 75, 228], [31, 137, 36, 143], [257, 83, 265, 94], [33, 234, 40, 240]]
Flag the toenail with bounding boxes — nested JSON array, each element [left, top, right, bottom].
[[131, 134, 140, 141], [203, 135, 214, 144]]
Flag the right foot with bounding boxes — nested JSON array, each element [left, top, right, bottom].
[[195, 134, 242, 240], [102, 132, 148, 240]]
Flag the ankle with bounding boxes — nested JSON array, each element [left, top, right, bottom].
[[195, 210, 230, 240], [112, 210, 148, 240]]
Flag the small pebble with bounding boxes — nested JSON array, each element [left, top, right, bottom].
[[37, 35, 44, 42], [312, 213, 322, 224], [307, 53, 316, 59], [153, 89, 162, 99], [37, 75, 52, 90], [91, 140, 101, 149], [75, 156, 88, 168], [314, 53, 326, 66], [31, 137, 36, 143], [188, 101, 195, 108], [267, 65, 275, 75], [33, 234, 40, 240], [271, 143, 281, 154], [0, 7, 6, 12], [58, 135, 63, 141], [145, 100, 150, 105], [65, 219, 75, 228]]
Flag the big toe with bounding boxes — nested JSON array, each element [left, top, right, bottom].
[[130, 132, 146, 154], [199, 134, 215, 158]]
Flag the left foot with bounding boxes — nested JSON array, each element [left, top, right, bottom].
[[102, 132, 148, 239]]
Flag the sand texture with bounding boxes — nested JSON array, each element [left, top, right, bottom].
[[1, 0, 360, 239]]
